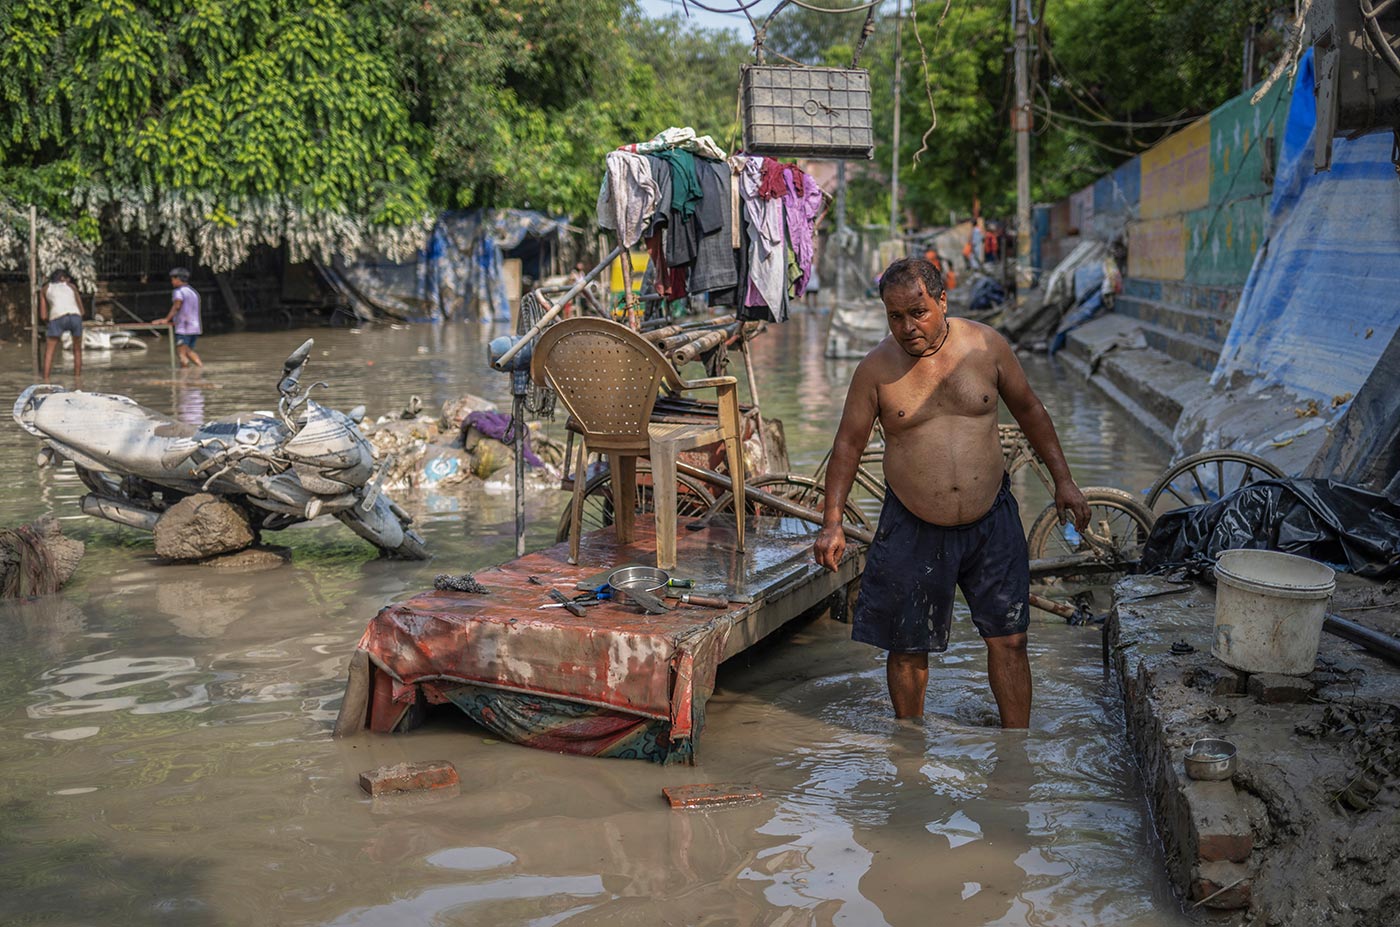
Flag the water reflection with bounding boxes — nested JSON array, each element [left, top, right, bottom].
[[174, 368, 207, 425], [0, 315, 1186, 926], [28, 655, 209, 719]]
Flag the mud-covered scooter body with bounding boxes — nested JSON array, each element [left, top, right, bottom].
[[13, 339, 427, 559]]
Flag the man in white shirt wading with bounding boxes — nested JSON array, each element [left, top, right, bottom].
[[38, 269, 85, 383]]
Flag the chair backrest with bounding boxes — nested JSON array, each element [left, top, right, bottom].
[[532, 317, 680, 450]]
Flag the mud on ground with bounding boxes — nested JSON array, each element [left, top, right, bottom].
[[1109, 575, 1400, 926]]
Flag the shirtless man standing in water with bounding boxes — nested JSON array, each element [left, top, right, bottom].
[[814, 258, 1091, 728]]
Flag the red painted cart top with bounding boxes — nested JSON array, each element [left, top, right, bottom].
[[354, 520, 825, 740]]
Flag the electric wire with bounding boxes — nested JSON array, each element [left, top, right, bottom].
[[675, 0, 771, 15], [784, 0, 886, 12], [1046, 108, 1202, 129], [910, 0, 954, 162], [1032, 106, 1147, 157]]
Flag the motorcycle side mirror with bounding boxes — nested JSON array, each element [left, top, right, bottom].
[[283, 339, 315, 374]]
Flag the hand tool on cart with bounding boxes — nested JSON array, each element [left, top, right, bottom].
[[540, 586, 615, 611], [546, 587, 589, 616], [607, 566, 675, 615], [668, 591, 730, 608]]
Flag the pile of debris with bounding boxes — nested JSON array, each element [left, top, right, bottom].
[[363, 395, 567, 494], [1, 516, 84, 597], [1000, 240, 1124, 351]]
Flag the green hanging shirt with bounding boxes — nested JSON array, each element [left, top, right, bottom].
[[654, 149, 703, 219]]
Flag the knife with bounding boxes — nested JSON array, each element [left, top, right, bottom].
[[548, 587, 587, 617], [625, 587, 672, 615]]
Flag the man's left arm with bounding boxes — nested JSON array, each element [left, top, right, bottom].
[[994, 333, 1090, 530]]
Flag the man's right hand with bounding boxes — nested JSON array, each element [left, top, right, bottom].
[[813, 524, 846, 572]]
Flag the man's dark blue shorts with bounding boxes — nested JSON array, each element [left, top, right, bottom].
[[852, 473, 1030, 653], [176, 333, 199, 348]]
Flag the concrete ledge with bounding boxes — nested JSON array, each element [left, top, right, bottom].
[[1108, 575, 1400, 923]]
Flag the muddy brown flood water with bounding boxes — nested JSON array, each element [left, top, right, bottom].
[[0, 314, 1189, 926]]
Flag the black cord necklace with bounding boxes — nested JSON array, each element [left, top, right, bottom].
[[917, 318, 951, 358]]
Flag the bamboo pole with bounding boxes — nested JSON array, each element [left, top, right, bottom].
[[491, 244, 623, 371], [28, 205, 38, 378], [739, 330, 770, 469], [621, 248, 638, 330], [669, 328, 729, 366]]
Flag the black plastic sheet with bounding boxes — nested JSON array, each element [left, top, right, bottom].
[[1140, 478, 1400, 579]]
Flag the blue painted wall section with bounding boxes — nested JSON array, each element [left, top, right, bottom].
[[1213, 51, 1400, 404]]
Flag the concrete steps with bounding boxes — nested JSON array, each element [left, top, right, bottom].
[[1114, 296, 1228, 371], [1060, 313, 1210, 448], [1114, 280, 1241, 373]]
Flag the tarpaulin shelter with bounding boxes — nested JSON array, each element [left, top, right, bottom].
[[324, 209, 575, 323], [1173, 48, 1400, 483]]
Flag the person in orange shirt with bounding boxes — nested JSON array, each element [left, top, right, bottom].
[[923, 247, 956, 290]]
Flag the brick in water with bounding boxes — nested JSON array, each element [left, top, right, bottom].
[[662, 783, 763, 808], [1192, 859, 1252, 909], [359, 761, 460, 796], [1184, 779, 1254, 862], [1246, 673, 1316, 704]]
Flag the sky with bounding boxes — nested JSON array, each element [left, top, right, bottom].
[[638, 0, 764, 35]]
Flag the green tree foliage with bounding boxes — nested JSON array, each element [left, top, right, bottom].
[[765, 5, 868, 66], [1031, 0, 1285, 202], [629, 14, 751, 152], [364, 0, 674, 217], [0, 0, 433, 273], [763, 0, 1288, 227], [0, 0, 698, 273]]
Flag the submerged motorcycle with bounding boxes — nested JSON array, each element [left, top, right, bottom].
[[13, 339, 428, 559]]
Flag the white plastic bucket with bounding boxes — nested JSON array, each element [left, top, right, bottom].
[[1212, 549, 1336, 675]]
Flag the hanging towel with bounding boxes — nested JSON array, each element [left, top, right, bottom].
[[596, 150, 659, 248], [741, 158, 787, 313]]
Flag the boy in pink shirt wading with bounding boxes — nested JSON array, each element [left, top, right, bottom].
[[161, 267, 203, 368]]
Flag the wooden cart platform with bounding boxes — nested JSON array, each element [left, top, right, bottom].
[[334, 516, 863, 763]]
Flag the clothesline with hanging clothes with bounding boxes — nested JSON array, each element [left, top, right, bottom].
[[596, 127, 822, 324]]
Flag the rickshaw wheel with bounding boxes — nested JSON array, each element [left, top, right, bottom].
[[1027, 487, 1156, 572], [555, 464, 715, 542], [1144, 450, 1284, 518]]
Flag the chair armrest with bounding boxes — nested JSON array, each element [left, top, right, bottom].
[[677, 375, 737, 390]]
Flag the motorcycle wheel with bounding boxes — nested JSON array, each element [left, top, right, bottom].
[[389, 528, 429, 560], [336, 495, 429, 560], [75, 465, 123, 498]]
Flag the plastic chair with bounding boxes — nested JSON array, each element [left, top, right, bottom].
[[532, 317, 745, 570]]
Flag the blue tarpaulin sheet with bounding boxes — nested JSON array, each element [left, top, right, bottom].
[[1212, 49, 1400, 403], [420, 210, 569, 322], [324, 209, 569, 322]]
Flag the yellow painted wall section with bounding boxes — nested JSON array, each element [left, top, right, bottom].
[[1139, 117, 1211, 220], [1128, 216, 1186, 280]]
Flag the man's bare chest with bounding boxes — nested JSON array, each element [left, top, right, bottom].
[[878, 359, 998, 432]]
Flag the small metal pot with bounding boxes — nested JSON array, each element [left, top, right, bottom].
[[1184, 738, 1238, 781], [607, 565, 669, 594], [607, 566, 670, 613]]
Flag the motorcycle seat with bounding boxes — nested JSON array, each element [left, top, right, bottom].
[[153, 421, 199, 438]]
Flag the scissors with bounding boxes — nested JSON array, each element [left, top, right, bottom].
[[538, 585, 615, 611]]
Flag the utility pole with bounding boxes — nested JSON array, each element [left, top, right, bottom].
[[890, 0, 902, 241], [835, 161, 848, 307], [1012, 0, 1033, 290]]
